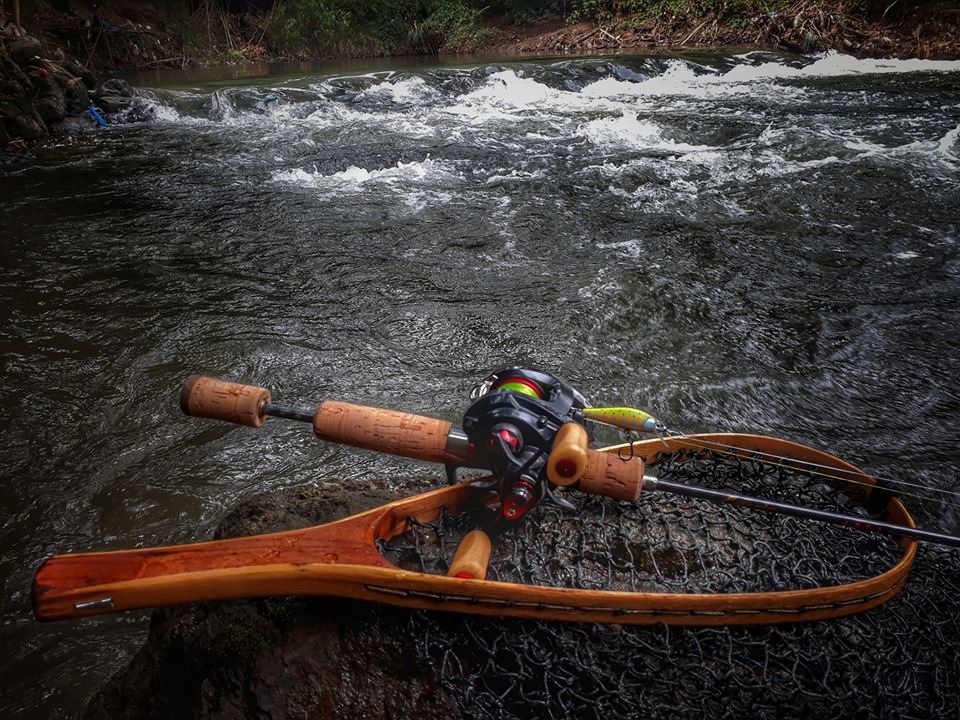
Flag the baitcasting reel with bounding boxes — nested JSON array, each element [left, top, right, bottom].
[[452, 367, 591, 523]]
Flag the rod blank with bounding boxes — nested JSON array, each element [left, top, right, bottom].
[[647, 476, 960, 549]]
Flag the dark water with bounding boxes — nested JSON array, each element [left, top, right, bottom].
[[2, 50, 959, 718]]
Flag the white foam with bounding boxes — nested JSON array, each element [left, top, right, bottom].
[[577, 111, 711, 152], [271, 158, 457, 193], [792, 52, 960, 77], [150, 103, 182, 123], [937, 123, 960, 157], [485, 168, 546, 183], [446, 70, 628, 127], [364, 76, 436, 104], [578, 52, 960, 103]]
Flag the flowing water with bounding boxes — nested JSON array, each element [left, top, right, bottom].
[[2, 50, 960, 718]]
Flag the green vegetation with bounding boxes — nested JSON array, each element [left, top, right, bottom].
[[16, 0, 955, 70], [265, 0, 499, 56]]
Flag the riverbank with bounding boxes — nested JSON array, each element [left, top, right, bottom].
[[500, 2, 960, 60], [1, 17, 153, 152], [2, 0, 958, 151], [5, 1, 960, 75]]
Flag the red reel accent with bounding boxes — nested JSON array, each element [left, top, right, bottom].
[[487, 428, 522, 454], [501, 480, 537, 521]]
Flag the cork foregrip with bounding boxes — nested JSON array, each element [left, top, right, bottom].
[[313, 401, 453, 463], [578, 451, 645, 502]]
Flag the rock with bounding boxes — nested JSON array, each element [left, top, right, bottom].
[[50, 113, 97, 136], [122, 97, 159, 123], [64, 60, 98, 90], [0, 54, 47, 140], [95, 94, 132, 114], [610, 64, 649, 83], [64, 77, 91, 115], [82, 479, 458, 720], [28, 66, 67, 122], [98, 77, 134, 98], [7, 35, 43, 66]]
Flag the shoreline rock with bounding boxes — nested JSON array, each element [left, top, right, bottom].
[[1, 27, 142, 153], [82, 479, 458, 720], [81, 476, 960, 720]]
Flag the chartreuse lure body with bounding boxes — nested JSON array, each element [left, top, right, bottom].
[[582, 407, 662, 434]]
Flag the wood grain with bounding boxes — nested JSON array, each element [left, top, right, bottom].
[[32, 436, 918, 626]]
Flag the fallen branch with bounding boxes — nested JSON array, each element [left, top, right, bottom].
[[574, 27, 601, 45], [599, 27, 621, 44], [141, 56, 183, 67], [681, 18, 711, 46]]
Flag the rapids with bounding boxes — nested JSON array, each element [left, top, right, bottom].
[[2, 50, 959, 718]]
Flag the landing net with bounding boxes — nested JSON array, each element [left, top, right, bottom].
[[382, 448, 903, 594], [378, 449, 960, 719]]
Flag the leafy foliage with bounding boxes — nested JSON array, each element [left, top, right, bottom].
[[417, 0, 499, 52], [267, 0, 497, 55]]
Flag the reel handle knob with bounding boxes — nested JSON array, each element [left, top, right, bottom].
[[180, 376, 271, 428], [447, 530, 492, 580], [547, 422, 590, 486]]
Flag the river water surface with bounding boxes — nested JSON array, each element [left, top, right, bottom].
[[2, 51, 960, 718]]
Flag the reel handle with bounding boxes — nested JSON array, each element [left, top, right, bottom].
[[447, 530, 492, 580], [546, 422, 590, 486]]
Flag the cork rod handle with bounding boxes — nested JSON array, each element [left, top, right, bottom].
[[180, 375, 271, 428], [577, 450, 645, 502], [313, 400, 453, 463]]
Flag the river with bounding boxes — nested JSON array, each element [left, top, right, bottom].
[[2, 50, 959, 718]]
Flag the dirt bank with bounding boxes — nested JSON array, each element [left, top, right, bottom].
[[494, 2, 960, 60], [3, 1, 958, 80], [3, 0, 957, 151]]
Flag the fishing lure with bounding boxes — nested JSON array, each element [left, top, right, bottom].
[[582, 406, 663, 434]]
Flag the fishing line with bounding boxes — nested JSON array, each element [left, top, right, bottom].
[[645, 433, 960, 512]]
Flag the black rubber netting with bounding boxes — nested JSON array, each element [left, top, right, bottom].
[[378, 449, 960, 720]]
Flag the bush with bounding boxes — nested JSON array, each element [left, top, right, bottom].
[[418, 0, 498, 52]]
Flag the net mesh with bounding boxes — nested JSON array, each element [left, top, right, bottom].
[[378, 449, 960, 719], [383, 448, 903, 594]]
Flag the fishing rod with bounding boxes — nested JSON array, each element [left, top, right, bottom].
[[181, 369, 960, 549], [31, 367, 955, 626]]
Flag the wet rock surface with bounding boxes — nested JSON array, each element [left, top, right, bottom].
[[1, 29, 140, 149], [82, 479, 457, 720]]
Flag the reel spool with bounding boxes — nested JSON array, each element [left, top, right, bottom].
[[456, 368, 591, 523]]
